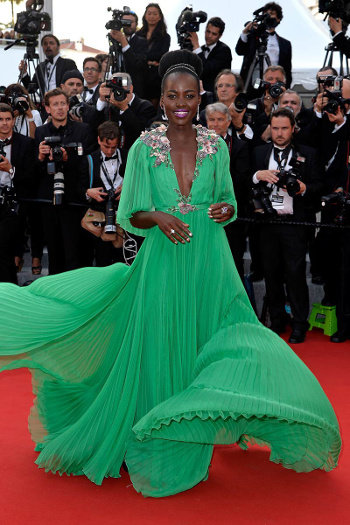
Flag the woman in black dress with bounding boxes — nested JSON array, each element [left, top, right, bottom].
[[136, 3, 171, 107]]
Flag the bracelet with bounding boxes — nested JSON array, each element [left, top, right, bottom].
[[235, 123, 245, 132]]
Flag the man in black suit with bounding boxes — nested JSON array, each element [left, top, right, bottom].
[[235, 3, 292, 94], [80, 121, 126, 266], [252, 108, 323, 343], [19, 34, 77, 99], [0, 103, 35, 283], [188, 17, 232, 93], [97, 73, 156, 151], [35, 88, 96, 275], [205, 102, 250, 279], [108, 11, 148, 98]]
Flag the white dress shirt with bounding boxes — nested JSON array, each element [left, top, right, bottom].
[[100, 150, 123, 190], [45, 54, 60, 91], [0, 140, 14, 187]]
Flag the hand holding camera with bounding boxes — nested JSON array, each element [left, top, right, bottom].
[[0, 155, 13, 174], [87, 187, 108, 202], [38, 140, 68, 162]]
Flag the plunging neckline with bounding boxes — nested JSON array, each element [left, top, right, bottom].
[[166, 127, 199, 199]]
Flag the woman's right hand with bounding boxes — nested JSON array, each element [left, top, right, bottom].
[[154, 211, 192, 245], [87, 187, 108, 202]]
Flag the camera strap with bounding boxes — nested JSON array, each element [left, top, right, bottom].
[[87, 155, 93, 188], [101, 151, 122, 190], [45, 61, 57, 91]]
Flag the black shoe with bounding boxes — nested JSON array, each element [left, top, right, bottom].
[[270, 322, 286, 334], [330, 331, 349, 343], [289, 328, 307, 344]]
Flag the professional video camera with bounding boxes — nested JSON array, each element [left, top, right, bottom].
[[106, 74, 130, 101], [250, 6, 279, 35], [254, 78, 286, 98], [322, 189, 350, 223], [319, 0, 350, 24], [69, 95, 85, 119], [14, 0, 51, 36], [275, 155, 306, 197], [105, 6, 132, 32], [176, 5, 208, 50], [44, 136, 83, 206]]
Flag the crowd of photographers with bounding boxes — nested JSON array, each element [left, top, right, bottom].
[[1, 1, 350, 343]]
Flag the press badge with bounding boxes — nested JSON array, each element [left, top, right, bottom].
[[271, 193, 284, 210]]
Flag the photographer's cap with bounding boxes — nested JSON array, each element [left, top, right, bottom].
[[111, 72, 132, 88], [61, 70, 84, 84]]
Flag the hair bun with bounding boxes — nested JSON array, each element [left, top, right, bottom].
[[158, 50, 203, 78]]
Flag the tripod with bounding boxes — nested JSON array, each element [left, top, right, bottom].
[[104, 34, 126, 80], [323, 41, 350, 76], [244, 33, 271, 92]]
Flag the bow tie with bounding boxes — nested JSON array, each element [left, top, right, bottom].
[[84, 87, 94, 94], [202, 46, 210, 53], [268, 31, 276, 36], [0, 137, 12, 147], [103, 154, 118, 162], [273, 145, 291, 164], [45, 57, 54, 65]]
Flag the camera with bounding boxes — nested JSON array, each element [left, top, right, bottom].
[[106, 74, 130, 101], [251, 6, 279, 36], [14, 0, 51, 36], [276, 155, 305, 197], [105, 6, 132, 32], [319, 0, 350, 24], [4, 88, 30, 116], [232, 92, 249, 113], [321, 76, 350, 113], [252, 184, 277, 215], [69, 94, 85, 119], [104, 189, 118, 234], [254, 78, 286, 98], [44, 136, 83, 206], [176, 5, 207, 50], [321, 189, 350, 223]]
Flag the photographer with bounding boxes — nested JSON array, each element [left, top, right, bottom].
[[0, 103, 35, 283], [252, 108, 323, 343], [328, 15, 350, 57], [248, 65, 287, 143], [236, 3, 292, 94], [108, 11, 148, 98], [205, 102, 250, 279], [3, 83, 42, 139], [35, 88, 96, 275], [19, 34, 77, 99], [81, 121, 126, 266], [97, 72, 156, 152], [188, 17, 232, 93]]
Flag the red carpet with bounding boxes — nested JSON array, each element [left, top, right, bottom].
[[0, 330, 348, 525]]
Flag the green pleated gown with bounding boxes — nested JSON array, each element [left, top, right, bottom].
[[0, 125, 341, 497]]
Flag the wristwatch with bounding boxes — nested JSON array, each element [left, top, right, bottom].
[[9, 167, 14, 177]]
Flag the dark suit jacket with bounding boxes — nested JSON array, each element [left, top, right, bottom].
[[103, 95, 156, 151], [251, 142, 324, 219], [34, 120, 96, 203], [9, 132, 36, 199], [22, 56, 77, 96], [228, 135, 251, 216], [123, 34, 148, 98], [198, 41, 232, 93], [235, 32, 292, 88]]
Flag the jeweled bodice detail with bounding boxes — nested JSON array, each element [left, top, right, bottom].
[[139, 125, 220, 214]]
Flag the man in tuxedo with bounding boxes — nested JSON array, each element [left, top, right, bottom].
[[252, 108, 323, 343], [35, 88, 96, 275], [0, 103, 35, 283], [82, 57, 101, 106], [97, 73, 156, 151], [188, 17, 232, 93], [235, 3, 292, 94], [80, 121, 126, 266], [60, 69, 84, 98], [19, 34, 77, 99], [205, 102, 250, 279], [108, 11, 148, 98]]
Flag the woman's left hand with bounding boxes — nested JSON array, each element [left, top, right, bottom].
[[208, 202, 234, 223]]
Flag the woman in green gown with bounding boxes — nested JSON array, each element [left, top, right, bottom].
[[0, 51, 341, 497]]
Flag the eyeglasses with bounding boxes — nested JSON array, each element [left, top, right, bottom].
[[84, 67, 98, 73], [217, 83, 235, 89]]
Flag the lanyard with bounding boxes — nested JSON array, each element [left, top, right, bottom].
[[101, 154, 121, 189], [45, 61, 57, 91]]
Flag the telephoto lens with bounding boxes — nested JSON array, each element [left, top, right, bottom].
[[104, 191, 117, 234], [53, 172, 65, 206]]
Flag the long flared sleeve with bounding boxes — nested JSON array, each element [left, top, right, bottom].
[[117, 138, 155, 237], [213, 137, 237, 226]]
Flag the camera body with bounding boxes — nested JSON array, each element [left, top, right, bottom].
[[254, 78, 286, 98], [4, 88, 30, 116], [321, 189, 350, 224], [69, 94, 85, 119], [276, 155, 305, 198], [105, 6, 132, 32], [44, 136, 83, 206], [0, 185, 19, 215], [321, 76, 350, 114], [176, 6, 208, 50], [251, 6, 279, 36], [14, 1, 51, 36], [106, 74, 130, 102], [232, 92, 249, 113]]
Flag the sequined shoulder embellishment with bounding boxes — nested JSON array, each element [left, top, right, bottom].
[[140, 125, 171, 168]]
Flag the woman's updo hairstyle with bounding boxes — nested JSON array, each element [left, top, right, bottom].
[[159, 50, 203, 94]]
